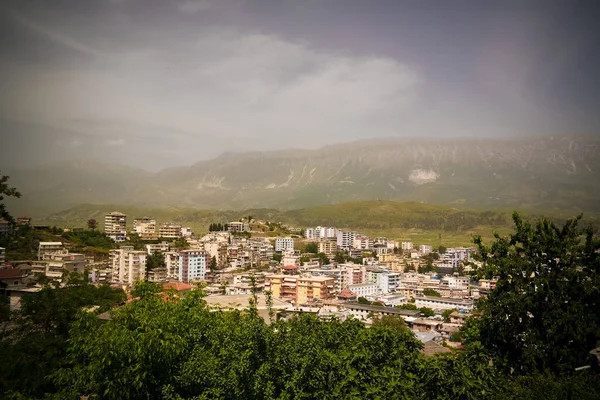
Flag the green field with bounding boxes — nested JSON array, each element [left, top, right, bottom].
[[33, 201, 598, 248]]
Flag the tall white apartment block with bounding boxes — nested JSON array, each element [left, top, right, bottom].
[[419, 245, 433, 255], [337, 231, 356, 250], [133, 217, 157, 240], [275, 237, 294, 252], [305, 228, 317, 240], [110, 246, 147, 285], [178, 250, 209, 283], [401, 241, 413, 251], [105, 212, 127, 242]]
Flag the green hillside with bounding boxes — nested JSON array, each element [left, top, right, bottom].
[[33, 200, 599, 247]]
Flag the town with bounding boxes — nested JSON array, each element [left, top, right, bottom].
[[1, 211, 490, 353]]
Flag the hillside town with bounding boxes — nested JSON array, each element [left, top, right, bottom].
[[1, 211, 490, 348]]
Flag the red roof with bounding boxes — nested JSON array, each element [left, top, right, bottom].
[[0, 268, 22, 279], [338, 289, 357, 299], [283, 265, 298, 270], [163, 281, 194, 292]]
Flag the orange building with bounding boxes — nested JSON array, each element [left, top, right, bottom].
[[265, 274, 335, 305]]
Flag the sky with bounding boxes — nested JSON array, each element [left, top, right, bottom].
[[1, 0, 599, 170]]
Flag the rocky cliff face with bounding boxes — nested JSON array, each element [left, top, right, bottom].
[[6, 134, 600, 215]]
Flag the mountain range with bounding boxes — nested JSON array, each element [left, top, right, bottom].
[[3, 134, 600, 217]]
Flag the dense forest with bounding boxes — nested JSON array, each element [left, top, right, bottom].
[[1, 213, 599, 399]]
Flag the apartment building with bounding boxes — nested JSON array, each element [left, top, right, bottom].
[[104, 212, 127, 242], [133, 217, 158, 240], [46, 252, 87, 274], [318, 240, 337, 256], [146, 242, 170, 255], [336, 231, 356, 250], [110, 246, 147, 285], [0, 219, 12, 235], [415, 296, 474, 311], [349, 283, 379, 297], [419, 245, 433, 255], [0, 247, 5, 263], [159, 223, 183, 239], [164, 251, 181, 280], [38, 242, 65, 260], [352, 235, 374, 251], [265, 274, 335, 305], [441, 275, 470, 290], [275, 237, 294, 252], [282, 252, 301, 267], [401, 241, 413, 251], [178, 250, 210, 283], [228, 222, 250, 233]]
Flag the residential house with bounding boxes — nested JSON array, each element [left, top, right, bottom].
[[133, 217, 158, 240]]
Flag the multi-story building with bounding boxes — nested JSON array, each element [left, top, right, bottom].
[[0, 247, 5, 263], [0, 219, 12, 235], [419, 245, 433, 255], [349, 283, 379, 297], [318, 240, 337, 256], [159, 223, 183, 239], [133, 217, 158, 240], [265, 274, 335, 305], [415, 296, 474, 311], [228, 222, 250, 233], [282, 252, 301, 267], [146, 242, 170, 255], [441, 275, 470, 290], [46, 252, 87, 274], [164, 251, 181, 280], [401, 241, 413, 251], [377, 272, 401, 294], [304, 228, 317, 240], [110, 246, 147, 285], [38, 242, 65, 260], [104, 212, 127, 242], [275, 237, 294, 252], [337, 231, 356, 250], [178, 250, 210, 283], [439, 248, 473, 269], [352, 235, 374, 251]]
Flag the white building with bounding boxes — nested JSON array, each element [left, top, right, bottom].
[[377, 272, 401, 294], [419, 245, 433, 255], [275, 237, 294, 252], [415, 296, 474, 311], [104, 212, 127, 242], [178, 250, 209, 283], [38, 242, 65, 260], [164, 251, 180, 280], [318, 240, 337, 256], [352, 235, 373, 251], [349, 283, 380, 297], [442, 275, 470, 290], [282, 252, 301, 267], [304, 228, 317, 240], [110, 246, 147, 285], [228, 222, 250, 233], [133, 217, 157, 240], [337, 231, 356, 250], [146, 242, 170, 255], [401, 241, 413, 251]]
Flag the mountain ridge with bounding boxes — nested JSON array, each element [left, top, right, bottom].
[[4, 134, 600, 216]]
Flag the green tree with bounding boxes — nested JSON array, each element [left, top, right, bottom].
[[304, 242, 318, 254], [145, 251, 166, 279], [272, 253, 282, 263], [419, 307, 435, 317], [442, 308, 454, 323], [423, 288, 441, 297], [210, 256, 217, 270], [87, 218, 98, 231], [472, 213, 600, 375], [0, 172, 21, 224]]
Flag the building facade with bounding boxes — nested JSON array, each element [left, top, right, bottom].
[[110, 246, 147, 285], [104, 212, 127, 242], [133, 217, 158, 240], [178, 250, 210, 283], [275, 237, 294, 252]]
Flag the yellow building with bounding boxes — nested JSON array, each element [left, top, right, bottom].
[[265, 274, 335, 305]]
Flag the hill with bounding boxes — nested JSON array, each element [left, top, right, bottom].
[[4, 134, 600, 216]]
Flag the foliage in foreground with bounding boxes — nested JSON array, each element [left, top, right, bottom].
[[1, 213, 599, 399]]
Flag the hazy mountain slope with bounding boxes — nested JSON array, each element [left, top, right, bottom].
[[4, 134, 600, 216]]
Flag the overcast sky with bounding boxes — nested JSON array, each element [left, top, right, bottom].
[[1, 0, 599, 170]]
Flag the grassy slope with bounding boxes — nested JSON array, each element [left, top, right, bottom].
[[33, 200, 599, 248]]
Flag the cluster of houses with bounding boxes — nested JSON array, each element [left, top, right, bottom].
[[1, 212, 493, 349]]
